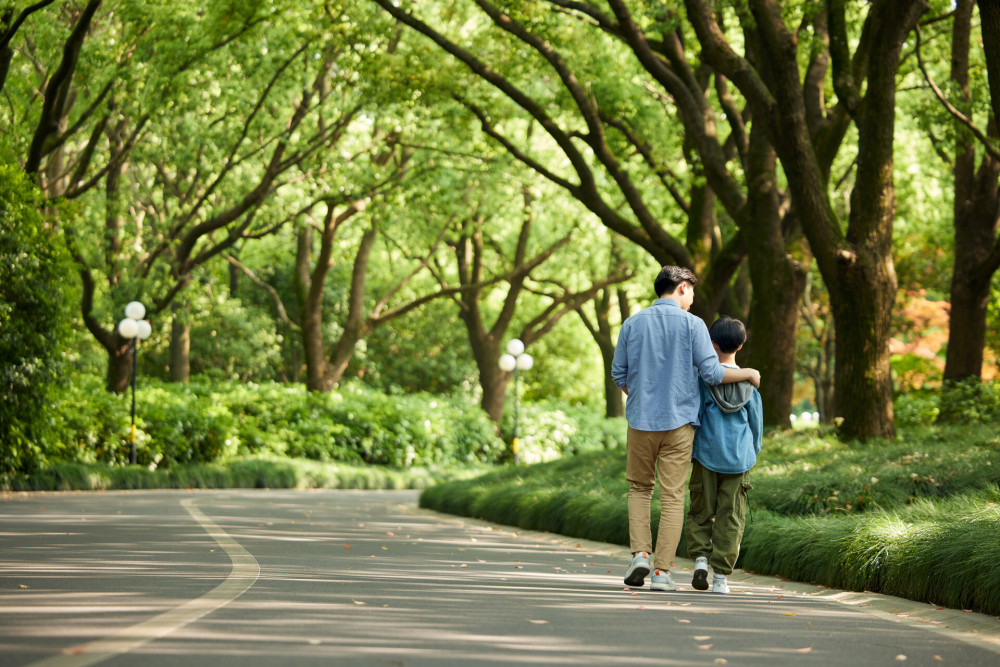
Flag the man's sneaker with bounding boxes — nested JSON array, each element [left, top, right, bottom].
[[712, 574, 730, 594], [624, 552, 650, 588], [650, 569, 677, 592], [692, 557, 709, 591]]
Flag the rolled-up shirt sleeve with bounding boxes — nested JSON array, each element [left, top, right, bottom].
[[692, 319, 726, 385]]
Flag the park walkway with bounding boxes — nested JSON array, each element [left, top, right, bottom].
[[1, 489, 998, 666]]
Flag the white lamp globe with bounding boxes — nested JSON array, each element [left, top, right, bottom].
[[136, 320, 152, 340], [498, 354, 517, 372], [506, 339, 525, 357], [118, 318, 139, 339], [124, 301, 146, 320], [516, 353, 533, 371]]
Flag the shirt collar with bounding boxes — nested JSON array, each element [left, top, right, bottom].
[[654, 298, 682, 308]]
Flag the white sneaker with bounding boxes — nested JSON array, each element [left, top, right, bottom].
[[712, 574, 730, 594], [692, 557, 709, 591], [624, 552, 650, 588], [650, 569, 677, 592]]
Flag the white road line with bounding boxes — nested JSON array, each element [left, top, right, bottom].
[[28, 498, 260, 667]]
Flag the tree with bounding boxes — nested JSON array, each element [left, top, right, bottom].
[[916, 2, 1000, 392], [425, 172, 629, 422], [684, 0, 928, 439], [369, 0, 834, 428]]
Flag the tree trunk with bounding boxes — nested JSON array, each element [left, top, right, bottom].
[[105, 339, 132, 393], [980, 0, 1000, 125], [170, 313, 190, 384], [601, 342, 623, 418], [301, 301, 329, 392], [742, 129, 807, 429], [478, 356, 510, 423], [942, 0, 1000, 386]]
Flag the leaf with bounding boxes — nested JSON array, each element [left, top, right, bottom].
[[793, 647, 812, 654], [785, 613, 796, 617], [343, 545, 351, 549], [352, 600, 366, 606], [714, 660, 727, 665], [528, 619, 549, 625], [895, 656, 907, 661], [693, 636, 712, 641], [698, 644, 714, 650], [677, 619, 691, 624]]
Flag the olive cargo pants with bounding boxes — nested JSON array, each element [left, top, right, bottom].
[[685, 460, 752, 576]]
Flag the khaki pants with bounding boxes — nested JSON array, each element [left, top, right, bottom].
[[626, 424, 695, 572], [685, 460, 752, 575]]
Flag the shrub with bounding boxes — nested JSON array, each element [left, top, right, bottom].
[[0, 164, 71, 474], [37, 378, 506, 468], [500, 401, 626, 463]]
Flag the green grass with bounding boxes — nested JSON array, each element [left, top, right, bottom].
[[0, 456, 487, 492], [419, 422, 1000, 615]]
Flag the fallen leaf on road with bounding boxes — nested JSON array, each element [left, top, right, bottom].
[[698, 644, 713, 650], [529, 619, 549, 625], [895, 656, 907, 661], [693, 636, 711, 641], [785, 613, 796, 617], [677, 619, 691, 624], [18, 584, 28, 589], [352, 600, 366, 606], [343, 545, 351, 549], [460, 564, 468, 568], [386, 531, 395, 536], [369, 555, 376, 559], [933, 656, 942, 662], [381, 546, 388, 550], [793, 647, 812, 654], [515, 565, 523, 569], [714, 660, 727, 665]]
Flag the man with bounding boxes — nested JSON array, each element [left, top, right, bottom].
[[611, 266, 761, 591]]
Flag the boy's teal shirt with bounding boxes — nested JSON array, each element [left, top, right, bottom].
[[692, 375, 763, 474]]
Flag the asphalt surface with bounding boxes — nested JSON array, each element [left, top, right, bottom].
[[0, 489, 998, 666]]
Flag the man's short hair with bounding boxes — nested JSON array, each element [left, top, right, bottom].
[[709, 316, 747, 353], [654, 265, 699, 297]]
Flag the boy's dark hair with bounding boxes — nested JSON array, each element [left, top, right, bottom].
[[709, 316, 747, 353], [654, 265, 699, 297]]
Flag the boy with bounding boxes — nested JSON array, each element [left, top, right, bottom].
[[612, 267, 760, 592], [686, 316, 763, 594]]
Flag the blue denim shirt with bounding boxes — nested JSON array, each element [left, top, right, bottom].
[[692, 375, 763, 474], [611, 298, 726, 431]]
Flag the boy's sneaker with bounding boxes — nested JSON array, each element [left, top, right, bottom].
[[692, 557, 709, 591], [650, 569, 676, 592], [712, 574, 730, 594], [624, 552, 650, 588]]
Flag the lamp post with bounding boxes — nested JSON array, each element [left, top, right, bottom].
[[498, 339, 532, 465], [118, 301, 151, 465]]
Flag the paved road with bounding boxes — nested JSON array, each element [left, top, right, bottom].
[[1, 489, 998, 666]]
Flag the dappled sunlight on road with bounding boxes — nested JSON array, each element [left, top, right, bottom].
[[1, 489, 997, 666]]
